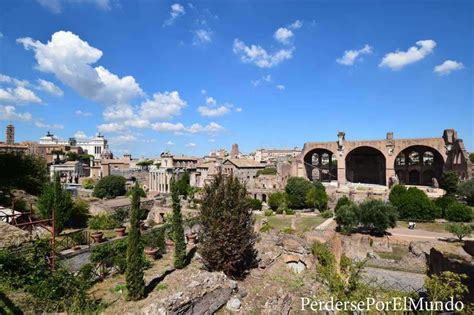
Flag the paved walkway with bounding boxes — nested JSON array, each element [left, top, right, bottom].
[[315, 217, 334, 230], [388, 227, 473, 241]]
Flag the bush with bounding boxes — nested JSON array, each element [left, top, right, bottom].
[[246, 198, 263, 210], [388, 185, 407, 208], [264, 209, 273, 216], [321, 210, 333, 218], [439, 171, 459, 195], [256, 167, 277, 176], [358, 200, 397, 235], [305, 182, 328, 211], [199, 174, 257, 279], [88, 213, 120, 230], [284, 208, 295, 215], [93, 175, 126, 199], [82, 177, 96, 189], [268, 191, 286, 210], [66, 199, 89, 228], [445, 223, 474, 241], [335, 195, 352, 213], [285, 177, 313, 209], [126, 187, 146, 198], [335, 204, 359, 234], [434, 195, 457, 219], [445, 202, 473, 222], [397, 187, 436, 221], [458, 179, 474, 206], [425, 271, 468, 303]]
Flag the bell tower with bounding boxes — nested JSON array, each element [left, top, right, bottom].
[[6, 124, 14, 145]]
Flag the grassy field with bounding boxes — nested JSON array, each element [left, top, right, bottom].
[[396, 221, 448, 233], [255, 213, 325, 234]]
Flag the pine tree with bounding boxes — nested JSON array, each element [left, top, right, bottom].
[[171, 177, 187, 269], [125, 182, 145, 300], [199, 173, 257, 279]]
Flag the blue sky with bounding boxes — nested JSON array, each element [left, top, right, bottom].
[[0, 0, 472, 157]]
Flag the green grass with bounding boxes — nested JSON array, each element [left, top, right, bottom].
[[397, 221, 447, 233], [375, 244, 406, 261], [155, 283, 168, 291], [255, 214, 325, 233]]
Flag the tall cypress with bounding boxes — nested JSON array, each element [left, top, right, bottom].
[[125, 182, 145, 300], [171, 177, 187, 269]]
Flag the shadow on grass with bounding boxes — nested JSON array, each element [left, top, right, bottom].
[[0, 290, 22, 315], [145, 269, 175, 296]]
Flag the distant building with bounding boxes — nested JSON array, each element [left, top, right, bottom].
[[222, 158, 266, 188], [254, 147, 301, 163], [39, 132, 108, 160], [0, 124, 29, 154]]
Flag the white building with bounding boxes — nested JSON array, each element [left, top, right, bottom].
[[254, 147, 301, 163], [39, 132, 108, 160]]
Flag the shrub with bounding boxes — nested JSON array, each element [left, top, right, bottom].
[[285, 177, 313, 209], [434, 195, 457, 219], [305, 182, 328, 211], [425, 271, 468, 303], [284, 208, 295, 215], [458, 179, 474, 206], [246, 198, 263, 210], [199, 174, 257, 279], [334, 195, 352, 213], [82, 177, 96, 189], [126, 187, 146, 198], [88, 213, 119, 230], [358, 200, 397, 235], [321, 210, 333, 218], [67, 199, 90, 228], [264, 209, 273, 216], [445, 202, 473, 222], [268, 191, 286, 210], [445, 223, 474, 241], [335, 204, 359, 234], [388, 185, 407, 208], [93, 175, 126, 199], [439, 171, 459, 195], [397, 187, 436, 221], [256, 167, 277, 176]]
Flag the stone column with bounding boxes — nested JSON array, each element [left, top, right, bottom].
[[337, 155, 346, 186]]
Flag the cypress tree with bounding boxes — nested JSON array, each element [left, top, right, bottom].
[[199, 173, 257, 279], [171, 177, 187, 269], [125, 182, 145, 300]]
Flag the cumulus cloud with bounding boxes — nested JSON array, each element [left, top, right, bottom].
[[151, 122, 186, 133], [233, 39, 294, 68], [276, 84, 285, 90], [185, 142, 196, 147], [187, 122, 224, 134], [251, 74, 272, 87], [0, 86, 42, 104], [0, 105, 32, 121], [434, 60, 464, 76], [164, 3, 185, 26], [193, 29, 212, 45], [0, 74, 29, 86], [198, 105, 230, 117], [74, 130, 88, 139], [166, 140, 175, 145], [274, 28, 294, 45], [139, 91, 186, 119], [17, 31, 143, 106], [109, 134, 138, 143], [37, 0, 111, 14], [97, 122, 127, 133], [336, 44, 373, 66], [75, 109, 92, 117], [289, 20, 303, 30], [35, 121, 64, 129], [36, 79, 63, 96], [379, 40, 436, 70]]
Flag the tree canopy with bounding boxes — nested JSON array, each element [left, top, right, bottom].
[[93, 175, 126, 199]]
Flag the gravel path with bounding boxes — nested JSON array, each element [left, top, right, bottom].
[[363, 267, 425, 292]]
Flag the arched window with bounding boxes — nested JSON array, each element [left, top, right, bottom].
[[408, 151, 420, 166], [423, 151, 434, 166]]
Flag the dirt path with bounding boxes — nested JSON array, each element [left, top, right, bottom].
[[388, 227, 473, 241]]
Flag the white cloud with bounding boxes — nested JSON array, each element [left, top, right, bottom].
[[251, 74, 272, 87], [276, 84, 285, 90], [35, 121, 64, 129], [208, 138, 216, 143], [289, 20, 303, 30], [0, 74, 29, 86], [36, 79, 63, 96], [103, 104, 135, 121], [164, 3, 185, 26], [434, 60, 464, 76], [97, 122, 127, 133], [37, 0, 111, 14], [274, 28, 294, 45], [110, 134, 138, 143], [17, 31, 143, 107], [0, 105, 32, 121], [75, 109, 92, 117], [151, 122, 186, 133], [233, 38, 294, 68], [235, 107, 242, 112], [206, 96, 216, 105], [201, 89, 207, 95], [74, 130, 88, 139], [187, 122, 224, 134], [379, 40, 436, 70], [198, 105, 230, 117], [193, 29, 212, 45], [166, 140, 175, 145], [185, 142, 196, 147], [336, 44, 373, 66], [0, 86, 42, 104], [139, 91, 186, 119]]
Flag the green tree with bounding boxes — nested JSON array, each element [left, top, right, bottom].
[[176, 172, 190, 197], [246, 198, 262, 210], [388, 184, 407, 208], [425, 271, 468, 303], [458, 179, 474, 206], [305, 182, 328, 211], [335, 204, 359, 234], [199, 173, 257, 279], [434, 195, 457, 218], [397, 187, 436, 221], [445, 223, 473, 241], [268, 192, 286, 211], [285, 177, 313, 209], [439, 171, 459, 195], [445, 202, 473, 222], [125, 183, 145, 301], [358, 200, 397, 235], [37, 173, 74, 234], [81, 177, 96, 189], [0, 153, 48, 197], [170, 178, 187, 269], [335, 195, 353, 213], [93, 175, 126, 199], [126, 186, 146, 197]]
